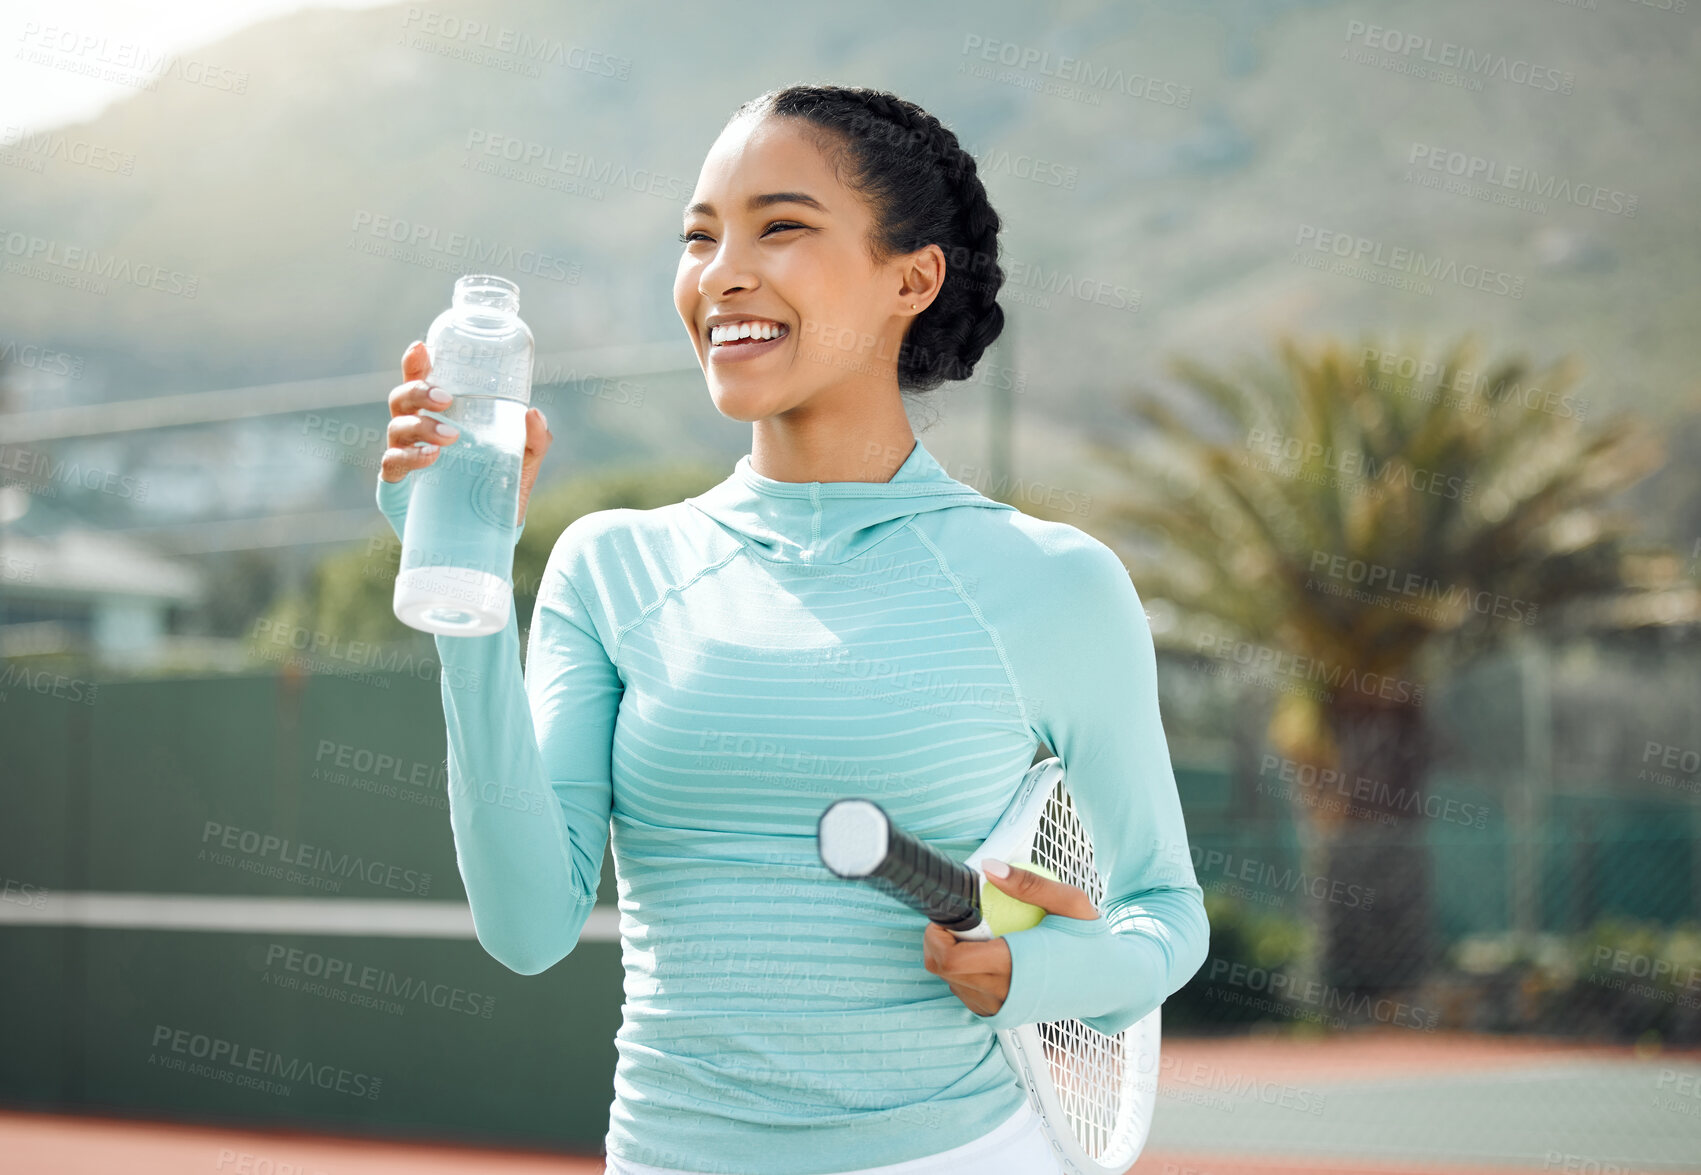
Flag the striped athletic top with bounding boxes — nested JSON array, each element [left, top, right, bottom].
[[375, 437, 1208, 1174]]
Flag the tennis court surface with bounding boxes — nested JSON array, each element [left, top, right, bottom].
[[8, 1030, 1699, 1174]]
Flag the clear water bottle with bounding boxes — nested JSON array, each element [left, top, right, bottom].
[[392, 274, 533, 638]]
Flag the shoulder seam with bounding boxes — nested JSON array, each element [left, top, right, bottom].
[[905, 521, 1032, 734], [607, 542, 747, 661]]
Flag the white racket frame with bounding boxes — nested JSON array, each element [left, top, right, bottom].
[[956, 756, 1162, 1175]]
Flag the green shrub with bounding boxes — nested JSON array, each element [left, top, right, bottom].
[[1163, 893, 1311, 1032]]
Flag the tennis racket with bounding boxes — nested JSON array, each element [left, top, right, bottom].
[[816, 755, 1161, 1174]]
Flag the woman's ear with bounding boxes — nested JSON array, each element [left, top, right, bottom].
[[897, 242, 946, 312]]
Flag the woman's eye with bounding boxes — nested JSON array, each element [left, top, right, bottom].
[[677, 223, 804, 245]]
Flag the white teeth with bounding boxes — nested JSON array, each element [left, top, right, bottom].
[[711, 321, 787, 345]]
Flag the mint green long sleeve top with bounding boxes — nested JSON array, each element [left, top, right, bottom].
[[375, 438, 1208, 1174]]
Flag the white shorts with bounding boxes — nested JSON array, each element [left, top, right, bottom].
[[603, 1098, 1065, 1175]]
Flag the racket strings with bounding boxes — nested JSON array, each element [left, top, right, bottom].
[[1030, 779, 1141, 1165]]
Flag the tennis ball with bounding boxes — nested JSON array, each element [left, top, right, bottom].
[[979, 861, 1060, 937]]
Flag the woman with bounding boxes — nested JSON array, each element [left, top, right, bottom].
[[377, 84, 1208, 1175]]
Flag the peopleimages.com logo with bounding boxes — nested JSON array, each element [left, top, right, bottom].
[[1341, 20, 1575, 94], [1407, 143, 1638, 218], [1292, 224, 1525, 300]]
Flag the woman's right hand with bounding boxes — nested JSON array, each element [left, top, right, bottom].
[[381, 340, 553, 527]]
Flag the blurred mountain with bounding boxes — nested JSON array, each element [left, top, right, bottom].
[[0, 0, 1696, 528]]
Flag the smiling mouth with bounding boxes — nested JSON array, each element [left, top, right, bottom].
[[709, 324, 790, 347]]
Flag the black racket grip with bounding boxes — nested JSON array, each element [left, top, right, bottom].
[[865, 811, 983, 933]]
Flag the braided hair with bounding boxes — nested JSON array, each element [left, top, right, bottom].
[[728, 85, 1006, 394]]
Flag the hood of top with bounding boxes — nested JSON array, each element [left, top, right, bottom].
[[684, 439, 1012, 565]]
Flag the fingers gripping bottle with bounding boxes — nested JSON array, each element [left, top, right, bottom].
[[392, 274, 533, 637]]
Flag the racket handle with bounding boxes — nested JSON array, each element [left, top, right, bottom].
[[818, 799, 984, 934], [871, 817, 983, 933]]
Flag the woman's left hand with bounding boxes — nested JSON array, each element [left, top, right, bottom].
[[921, 858, 1100, 1017]]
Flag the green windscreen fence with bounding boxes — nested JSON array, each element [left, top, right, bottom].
[[2, 643, 1698, 1149]]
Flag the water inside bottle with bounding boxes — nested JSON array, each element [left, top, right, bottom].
[[395, 394, 528, 635]]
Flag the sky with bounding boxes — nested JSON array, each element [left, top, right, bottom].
[[2, 0, 396, 131]]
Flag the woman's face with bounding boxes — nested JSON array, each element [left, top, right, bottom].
[[674, 113, 939, 423]]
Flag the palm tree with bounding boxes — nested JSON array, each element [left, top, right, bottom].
[[1088, 333, 1700, 1000]]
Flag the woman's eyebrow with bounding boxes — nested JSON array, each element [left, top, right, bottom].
[[684, 192, 828, 220]]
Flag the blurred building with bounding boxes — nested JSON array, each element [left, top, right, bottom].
[[0, 506, 205, 669]]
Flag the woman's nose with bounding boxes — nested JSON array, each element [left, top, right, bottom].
[[698, 240, 758, 298]]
